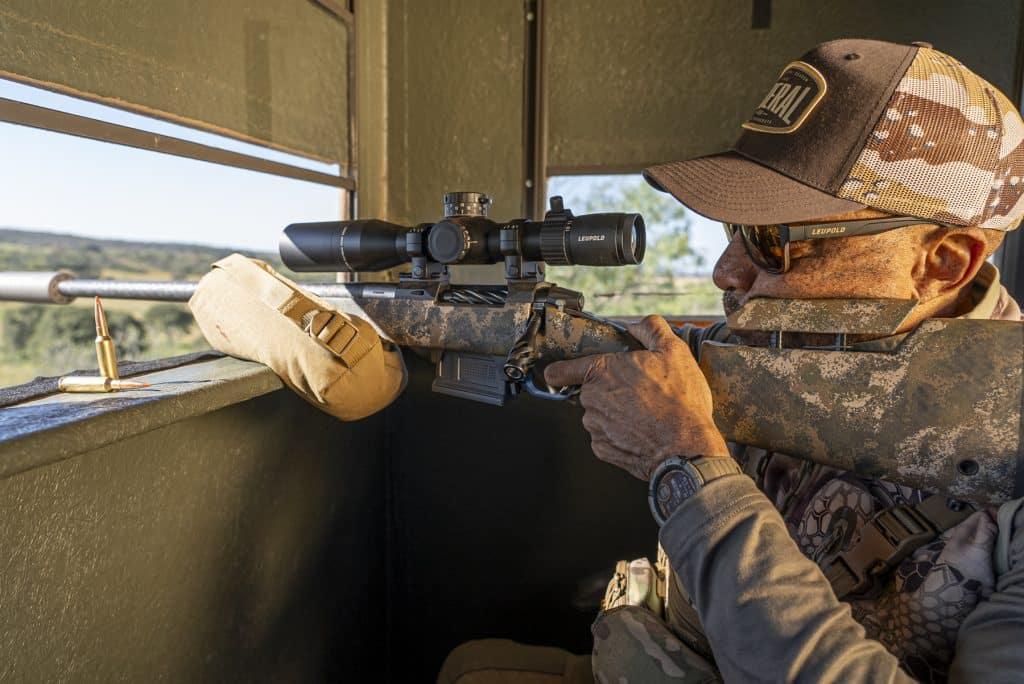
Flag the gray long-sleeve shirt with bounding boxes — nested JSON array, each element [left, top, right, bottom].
[[655, 475, 1024, 682]]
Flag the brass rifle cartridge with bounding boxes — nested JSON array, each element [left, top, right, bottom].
[[58, 376, 150, 393], [94, 296, 119, 379]]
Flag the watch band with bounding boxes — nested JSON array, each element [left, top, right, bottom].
[[690, 455, 744, 482], [648, 455, 742, 526]]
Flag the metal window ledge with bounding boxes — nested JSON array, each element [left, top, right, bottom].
[[0, 357, 282, 480]]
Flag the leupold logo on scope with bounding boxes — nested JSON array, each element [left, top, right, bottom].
[[742, 61, 827, 134]]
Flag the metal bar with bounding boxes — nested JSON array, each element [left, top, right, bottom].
[[995, 7, 1024, 302], [522, 0, 539, 217], [546, 163, 652, 176], [346, 0, 358, 220], [523, 0, 549, 220], [53, 278, 360, 303], [0, 97, 355, 190]]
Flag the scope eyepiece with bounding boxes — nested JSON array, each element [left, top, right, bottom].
[[539, 212, 644, 266], [279, 193, 646, 274]]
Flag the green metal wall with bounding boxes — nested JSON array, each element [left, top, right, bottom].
[[357, 0, 528, 224], [0, 388, 387, 681]]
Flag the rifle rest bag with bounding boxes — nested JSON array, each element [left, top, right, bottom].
[[189, 253, 406, 421]]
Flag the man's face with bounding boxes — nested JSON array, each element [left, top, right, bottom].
[[712, 208, 935, 344]]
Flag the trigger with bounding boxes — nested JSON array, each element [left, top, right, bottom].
[[523, 371, 580, 401]]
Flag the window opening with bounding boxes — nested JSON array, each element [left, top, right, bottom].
[[545, 174, 726, 317], [0, 79, 345, 387]]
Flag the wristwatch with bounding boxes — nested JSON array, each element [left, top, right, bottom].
[[648, 455, 743, 526]]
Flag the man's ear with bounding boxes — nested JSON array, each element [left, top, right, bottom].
[[913, 230, 987, 301]]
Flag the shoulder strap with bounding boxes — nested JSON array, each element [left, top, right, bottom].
[[824, 495, 973, 599]]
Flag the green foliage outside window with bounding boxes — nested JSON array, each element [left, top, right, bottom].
[[0, 229, 244, 386], [546, 177, 722, 316]]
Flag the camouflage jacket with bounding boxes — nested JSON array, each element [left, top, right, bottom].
[[594, 266, 1024, 683]]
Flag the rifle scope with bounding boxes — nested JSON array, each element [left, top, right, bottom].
[[280, 192, 645, 272]]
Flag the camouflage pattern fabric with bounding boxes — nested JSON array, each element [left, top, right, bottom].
[[725, 279, 1020, 682], [838, 47, 1024, 231], [600, 276, 1021, 683], [591, 606, 720, 684], [745, 449, 995, 683]]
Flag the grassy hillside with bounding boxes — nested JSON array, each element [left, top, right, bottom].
[[0, 228, 305, 387]]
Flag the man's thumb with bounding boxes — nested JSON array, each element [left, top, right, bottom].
[[627, 315, 678, 352]]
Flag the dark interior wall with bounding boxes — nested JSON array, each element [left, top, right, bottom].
[[0, 389, 387, 682], [0, 355, 649, 682], [384, 353, 657, 680]]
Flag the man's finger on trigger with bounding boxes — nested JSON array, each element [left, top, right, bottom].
[[544, 355, 600, 388], [627, 315, 678, 352]]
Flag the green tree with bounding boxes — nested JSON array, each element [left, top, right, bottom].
[[144, 303, 194, 340], [12, 308, 150, 372], [2, 305, 45, 353]]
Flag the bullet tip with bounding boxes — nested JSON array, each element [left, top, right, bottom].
[[94, 296, 110, 337], [113, 380, 150, 389]]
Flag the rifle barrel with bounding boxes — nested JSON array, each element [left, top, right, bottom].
[[0, 272, 360, 304], [59, 279, 197, 302]]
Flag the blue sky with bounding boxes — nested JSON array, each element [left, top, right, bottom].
[[0, 79, 342, 253], [0, 78, 726, 269]]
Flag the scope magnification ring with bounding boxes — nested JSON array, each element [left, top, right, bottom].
[[539, 217, 572, 266]]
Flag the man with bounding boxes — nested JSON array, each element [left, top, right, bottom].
[[440, 39, 1024, 682]]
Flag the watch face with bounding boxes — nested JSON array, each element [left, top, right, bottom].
[[653, 466, 700, 524]]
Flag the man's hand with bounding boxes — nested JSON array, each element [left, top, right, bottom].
[[544, 315, 729, 480]]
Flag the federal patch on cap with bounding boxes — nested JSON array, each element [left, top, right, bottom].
[[742, 61, 827, 134]]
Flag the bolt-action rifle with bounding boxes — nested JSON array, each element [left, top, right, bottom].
[[0, 191, 1020, 504], [2, 191, 646, 404]]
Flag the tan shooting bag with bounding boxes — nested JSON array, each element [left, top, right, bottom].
[[189, 254, 406, 421]]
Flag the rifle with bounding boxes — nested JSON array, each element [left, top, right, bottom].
[[3, 192, 643, 405], [1, 191, 1021, 504]]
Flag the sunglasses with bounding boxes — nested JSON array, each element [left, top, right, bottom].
[[723, 216, 940, 274]]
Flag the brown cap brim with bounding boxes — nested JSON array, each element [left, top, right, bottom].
[[643, 151, 865, 224]]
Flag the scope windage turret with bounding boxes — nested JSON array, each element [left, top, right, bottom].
[[279, 192, 645, 273]]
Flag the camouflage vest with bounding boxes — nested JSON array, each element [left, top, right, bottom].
[[735, 447, 995, 683]]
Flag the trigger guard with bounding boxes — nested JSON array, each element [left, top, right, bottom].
[[522, 372, 580, 401]]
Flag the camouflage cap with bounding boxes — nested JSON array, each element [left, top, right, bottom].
[[644, 39, 1024, 231]]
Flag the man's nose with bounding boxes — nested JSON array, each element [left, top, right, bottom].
[[713, 236, 758, 292]]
